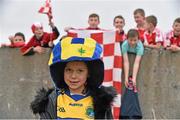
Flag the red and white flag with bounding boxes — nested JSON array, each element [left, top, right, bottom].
[[67, 29, 122, 119], [38, 0, 52, 19]]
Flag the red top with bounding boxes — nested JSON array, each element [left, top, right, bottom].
[[166, 30, 180, 46], [116, 31, 126, 43], [144, 28, 164, 45], [137, 28, 145, 43]]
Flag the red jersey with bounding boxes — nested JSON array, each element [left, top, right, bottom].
[[166, 30, 180, 46], [137, 28, 145, 43], [144, 28, 164, 45], [116, 30, 126, 43]]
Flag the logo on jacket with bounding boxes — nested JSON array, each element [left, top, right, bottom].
[[57, 106, 66, 112], [85, 106, 94, 119]]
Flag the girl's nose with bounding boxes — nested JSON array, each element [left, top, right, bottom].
[[71, 71, 77, 78]]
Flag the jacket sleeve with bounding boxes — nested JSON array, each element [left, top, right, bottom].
[[39, 91, 57, 119], [20, 37, 35, 56], [30, 88, 56, 119], [50, 26, 60, 41]]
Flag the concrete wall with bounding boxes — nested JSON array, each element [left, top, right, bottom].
[[0, 48, 52, 119], [0, 47, 180, 118], [137, 49, 180, 119]]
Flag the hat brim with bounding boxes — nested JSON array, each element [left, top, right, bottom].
[[49, 59, 104, 89]]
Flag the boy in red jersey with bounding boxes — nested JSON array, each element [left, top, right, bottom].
[[133, 8, 146, 42], [21, 21, 59, 55], [165, 17, 180, 52], [1, 32, 25, 48], [113, 15, 126, 43], [143, 15, 164, 49], [64, 13, 101, 32], [86, 13, 101, 30]]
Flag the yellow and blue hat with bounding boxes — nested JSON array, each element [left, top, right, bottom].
[[48, 37, 102, 65], [49, 37, 104, 89]]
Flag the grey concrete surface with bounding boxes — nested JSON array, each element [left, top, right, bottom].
[[0, 48, 52, 119], [136, 48, 180, 119], [0, 47, 180, 118]]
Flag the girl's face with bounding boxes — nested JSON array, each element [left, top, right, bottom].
[[128, 36, 138, 47], [173, 22, 180, 36], [64, 61, 89, 94], [113, 18, 125, 32], [34, 27, 43, 38]]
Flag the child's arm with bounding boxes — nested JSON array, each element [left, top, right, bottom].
[[144, 42, 161, 49], [132, 56, 142, 85], [123, 53, 129, 87], [167, 45, 180, 52], [64, 27, 75, 32], [49, 21, 60, 41]]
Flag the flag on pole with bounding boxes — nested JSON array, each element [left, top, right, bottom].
[[38, 0, 53, 19], [67, 29, 122, 119]]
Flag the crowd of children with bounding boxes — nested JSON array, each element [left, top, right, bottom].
[[1, 9, 179, 54], [0, 7, 179, 119]]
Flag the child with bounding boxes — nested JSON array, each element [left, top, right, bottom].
[[86, 13, 101, 30], [165, 17, 180, 52], [121, 29, 144, 88], [1, 32, 25, 48], [64, 13, 101, 32], [144, 15, 164, 49], [113, 15, 126, 43], [20, 21, 59, 55], [133, 8, 146, 42], [30, 37, 117, 119]]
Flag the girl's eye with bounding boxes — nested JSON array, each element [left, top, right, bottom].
[[65, 68, 71, 72], [77, 69, 83, 73]]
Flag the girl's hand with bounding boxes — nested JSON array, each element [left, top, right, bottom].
[[132, 77, 136, 86], [125, 79, 129, 88]]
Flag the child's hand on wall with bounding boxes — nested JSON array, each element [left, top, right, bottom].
[[33, 46, 45, 54]]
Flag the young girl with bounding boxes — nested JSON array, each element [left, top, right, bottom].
[[30, 37, 117, 119]]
